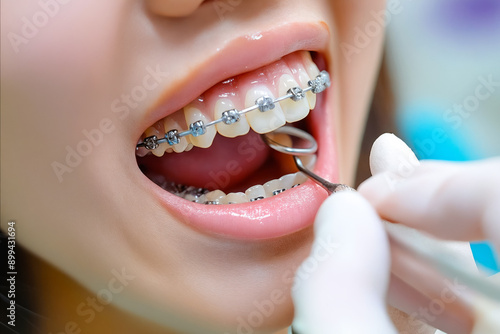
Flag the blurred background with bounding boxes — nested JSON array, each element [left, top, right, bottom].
[[385, 0, 500, 273]]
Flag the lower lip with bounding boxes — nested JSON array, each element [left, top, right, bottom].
[[146, 78, 336, 241]]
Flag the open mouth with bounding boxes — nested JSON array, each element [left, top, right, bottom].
[[133, 24, 337, 240], [136, 50, 328, 205]]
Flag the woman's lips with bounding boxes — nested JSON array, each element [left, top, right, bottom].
[[151, 91, 334, 240], [136, 22, 337, 240]]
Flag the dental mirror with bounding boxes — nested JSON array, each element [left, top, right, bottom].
[[261, 126, 351, 193], [261, 126, 318, 156]]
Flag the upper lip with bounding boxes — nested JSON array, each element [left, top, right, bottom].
[[134, 21, 335, 240], [135, 21, 330, 142]]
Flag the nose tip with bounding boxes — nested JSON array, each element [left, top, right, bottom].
[[146, 0, 208, 17]]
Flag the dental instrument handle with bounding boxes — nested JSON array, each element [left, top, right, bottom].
[[293, 156, 353, 194]]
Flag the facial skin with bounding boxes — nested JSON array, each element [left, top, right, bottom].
[[1, 1, 385, 333]]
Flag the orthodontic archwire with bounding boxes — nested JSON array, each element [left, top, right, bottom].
[[136, 71, 331, 151]]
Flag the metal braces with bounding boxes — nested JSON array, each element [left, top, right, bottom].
[[136, 70, 331, 151], [157, 180, 301, 204]]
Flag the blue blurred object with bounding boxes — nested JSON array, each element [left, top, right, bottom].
[[385, 0, 500, 273], [471, 242, 500, 273]]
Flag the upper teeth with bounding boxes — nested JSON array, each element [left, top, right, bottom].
[[137, 55, 330, 157]]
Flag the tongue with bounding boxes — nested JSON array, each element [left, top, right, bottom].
[[139, 131, 272, 191]]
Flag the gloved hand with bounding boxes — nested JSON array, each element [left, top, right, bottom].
[[291, 133, 500, 334], [291, 190, 397, 334]]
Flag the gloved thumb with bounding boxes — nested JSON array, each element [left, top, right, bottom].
[[291, 191, 397, 334]]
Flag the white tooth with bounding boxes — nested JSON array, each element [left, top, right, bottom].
[[164, 114, 189, 153], [279, 173, 297, 190], [302, 52, 321, 79], [245, 86, 286, 134], [296, 68, 316, 110], [194, 194, 207, 204], [144, 126, 167, 157], [217, 195, 230, 205], [214, 98, 250, 138], [245, 185, 266, 202], [279, 74, 310, 122], [205, 190, 226, 204], [306, 59, 319, 109], [184, 105, 216, 148], [279, 172, 307, 190], [184, 194, 198, 202], [294, 172, 308, 185], [184, 143, 194, 152], [225, 192, 247, 204], [263, 179, 287, 197]]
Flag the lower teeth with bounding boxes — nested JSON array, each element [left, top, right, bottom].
[[145, 154, 316, 204], [149, 171, 308, 205]]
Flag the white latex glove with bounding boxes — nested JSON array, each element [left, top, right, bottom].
[[290, 134, 406, 333], [360, 135, 500, 334], [360, 152, 500, 251], [291, 133, 500, 333], [291, 190, 397, 334]]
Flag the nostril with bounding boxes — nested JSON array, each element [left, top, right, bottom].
[[146, 0, 208, 17]]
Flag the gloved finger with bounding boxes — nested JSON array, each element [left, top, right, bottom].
[[359, 157, 500, 249], [358, 133, 478, 333], [367, 133, 420, 177], [291, 191, 397, 334], [387, 238, 475, 334]]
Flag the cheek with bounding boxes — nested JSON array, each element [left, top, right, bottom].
[[327, 0, 387, 183], [2, 1, 130, 167], [4, 1, 122, 69], [3, 0, 124, 117], [0, 1, 131, 250]]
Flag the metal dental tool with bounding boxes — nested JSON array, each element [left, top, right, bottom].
[[263, 126, 500, 308], [261, 126, 351, 194], [136, 70, 331, 151]]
